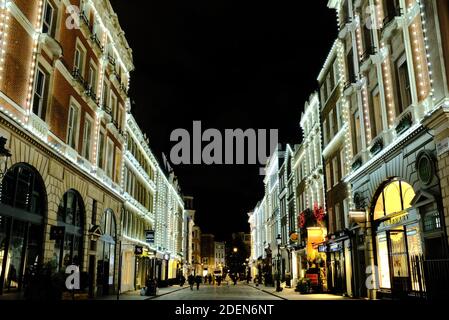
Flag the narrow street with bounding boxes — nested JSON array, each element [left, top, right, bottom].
[[152, 283, 348, 301], [153, 284, 280, 300]]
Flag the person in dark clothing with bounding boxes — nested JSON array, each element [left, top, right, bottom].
[[180, 275, 186, 287], [195, 275, 202, 290], [188, 274, 195, 290]]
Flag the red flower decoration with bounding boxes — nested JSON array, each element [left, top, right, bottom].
[[298, 212, 306, 229]]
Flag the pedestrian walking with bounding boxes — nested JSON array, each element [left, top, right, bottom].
[[180, 275, 186, 287], [195, 275, 202, 290], [188, 274, 195, 290]]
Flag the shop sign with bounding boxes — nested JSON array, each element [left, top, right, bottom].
[[318, 245, 327, 253], [145, 230, 155, 244], [378, 210, 419, 232], [329, 243, 342, 252], [135, 246, 144, 255]]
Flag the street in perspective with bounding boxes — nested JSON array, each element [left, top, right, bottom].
[[1, 0, 449, 311]]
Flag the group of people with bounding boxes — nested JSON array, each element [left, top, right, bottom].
[[179, 273, 243, 290]]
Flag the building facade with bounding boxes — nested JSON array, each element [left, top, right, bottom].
[[0, 0, 189, 298], [200, 233, 215, 277], [0, 0, 133, 298], [120, 114, 157, 292], [183, 196, 196, 276], [214, 241, 225, 273], [191, 225, 202, 275], [318, 39, 354, 296]]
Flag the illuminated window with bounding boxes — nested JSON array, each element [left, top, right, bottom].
[[373, 180, 415, 220]]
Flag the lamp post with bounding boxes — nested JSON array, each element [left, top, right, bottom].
[[276, 234, 282, 292]]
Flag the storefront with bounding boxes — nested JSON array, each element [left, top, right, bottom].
[[96, 209, 117, 296], [371, 179, 424, 297], [306, 227, 327, 292], [0, 164, 46, 295], [324, 232, 348, 294], [135, 249, 155, 289]]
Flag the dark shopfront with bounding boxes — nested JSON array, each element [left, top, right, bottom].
[[324, 235, 348, 294], [0, 164, 46, 296]]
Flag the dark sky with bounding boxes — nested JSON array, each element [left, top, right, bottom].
[[109, 0, 337, 240]]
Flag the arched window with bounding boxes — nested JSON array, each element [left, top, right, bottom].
[[373, 179, 415, 220], [55, 190, 84, 269], [1, 163, 46, 215], [0, 163, 46, 293]]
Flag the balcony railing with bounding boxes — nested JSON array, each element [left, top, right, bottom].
[[339, 15, 352, 30], [382, 6, 402, 30], [72, 68, 87, 87], [79, 11, 90, 28], [90, 33, 104, 52], [108, 54, 116, 67], [360, 45, 377, 64]]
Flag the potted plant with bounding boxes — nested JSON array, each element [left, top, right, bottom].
[[295, 278, 311, 294]]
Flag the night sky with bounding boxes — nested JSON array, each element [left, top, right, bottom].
[[109, 0, 337, 240]]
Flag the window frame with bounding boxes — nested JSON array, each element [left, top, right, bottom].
[[67, 99, 80, 149]]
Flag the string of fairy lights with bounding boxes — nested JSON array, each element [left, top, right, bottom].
[[0, 0, 10, 83]]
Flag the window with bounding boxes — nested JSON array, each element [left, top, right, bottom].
[[92, 200, 97, 225], [329, 109, 335, 138], [98, 130, 106, 169], [352, 110, 362, 155], [106, 139, 114, 179], [346, 47, 355, 83], [74, 43, 86, 75], [332, 157, 339, 186], [114, 147, 122, 184], [320, 83, 327, 106], [370, 86, 383, 138], [396, 55, 412, 114], [373, 180, 415, 220], [110, 93, 117, 121], [82, 117, 93, 160], [88, 62, 97, 92], [323, 119, 328, 146], [326, 162, 332, 191], [55, 190, 84, 270], [335, 202, 342, 231], [67, 103, 79, 149], [102, 81, 109, 109], [117, 104, 123, 130], [32, 68, 48, 120], [42, 0, 55, 36]]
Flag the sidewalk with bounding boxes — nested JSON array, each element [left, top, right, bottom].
[[246, 282, 351, 300], [97, 285, 189, 301]]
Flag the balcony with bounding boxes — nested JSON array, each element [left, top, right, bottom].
[[39, 33, 62, 61], [90, 33, 104, 55], [72, 68, 87, 89], [383, 7, 402, 30], [360, 46, 377, 72], [84, 86, 99, 106], [29, 113, 49, 140]]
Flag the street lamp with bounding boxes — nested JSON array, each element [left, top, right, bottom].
[[233, 247, 238, 253], [0, 137, 12, 179], [276, 234, 283, 292]]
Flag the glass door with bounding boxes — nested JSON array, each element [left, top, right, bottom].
[[388, 229, 410, 294]]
